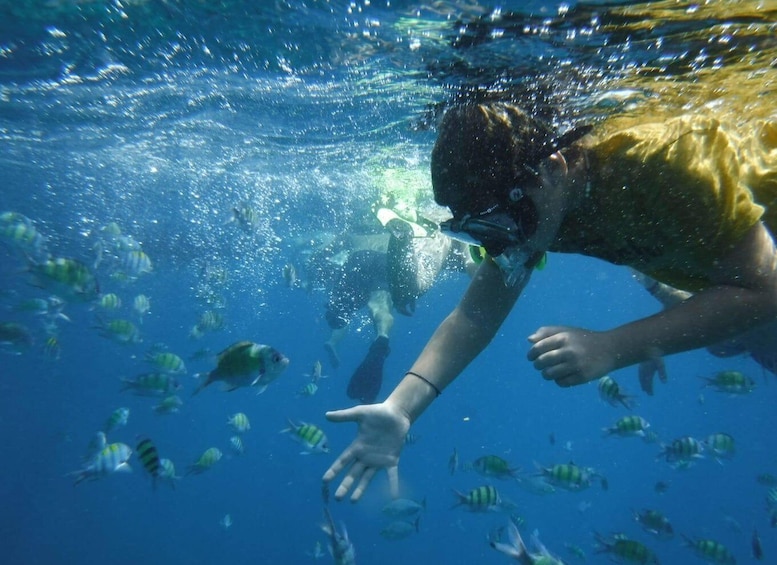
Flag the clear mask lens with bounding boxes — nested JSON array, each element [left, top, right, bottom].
[[439, 212, 525, 258]]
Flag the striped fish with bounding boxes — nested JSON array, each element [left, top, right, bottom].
[[229, 435, 245, 456], [121, 249, 153, 277], [120, 372, 182, 396], [71, 442, 132, 485], [153, 395, 183, 415], [227, 412, 251, 433], [635, 508, 674, 539], [538, 462, 593, 491], [104, 407, 130, 432], [451, 485, 502, 512], [136, 437, 162, 488], [133, 294, 151, 320], [682, 535, 736, 564], [146, 351, 186, 374], [603, 415, 650, 438], [598, 375, 635, 409], [95, 293, 122, 311], [281, 420, 329, 454], [657, 436, 705, 469], [158, 458, 181, 489], [703, 433, 736, 461], [470, 455, 521, 480], [99, 318, 141, 344], [186, 447, 222, 475], [0, 211, 47, 258], [31, 257, 99, 301], [595, 533, 659, 564], [701, 370, 755, 394]]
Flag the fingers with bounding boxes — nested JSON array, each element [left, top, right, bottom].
[[334, 460, 365, 501], [322, 447, 354, 483], [325, 406, 365, 424], [527, 325, 564, 345], [386, 466, 400, 499], [554, 375, 582, 388], [350, 466, 377, 502], [526, 327, 566, 362]]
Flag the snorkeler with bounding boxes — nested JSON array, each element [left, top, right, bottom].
[[310, 209, 473, 404], [322, 100, 777, 501]]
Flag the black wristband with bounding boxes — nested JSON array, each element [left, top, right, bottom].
[[406, 371, 441, 397]]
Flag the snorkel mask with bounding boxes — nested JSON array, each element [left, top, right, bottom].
[[440, 187, 538, 286], [438, 123, 593, 286]]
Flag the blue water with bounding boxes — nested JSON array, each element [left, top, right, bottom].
[[1, 1, 775, 563]]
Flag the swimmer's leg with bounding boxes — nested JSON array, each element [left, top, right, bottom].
[[347, 290, 393, 404], [324, 326, 346, 369]]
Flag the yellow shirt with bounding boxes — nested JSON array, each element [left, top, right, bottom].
[[551, 115, 777, 291]]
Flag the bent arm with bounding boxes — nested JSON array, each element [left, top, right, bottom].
[[386, 258, 524, 423], [610, 222, 777, 370]]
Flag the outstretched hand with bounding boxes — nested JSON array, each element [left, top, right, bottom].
[[322, 401, 410, 502], [527, 326, 617, 386]]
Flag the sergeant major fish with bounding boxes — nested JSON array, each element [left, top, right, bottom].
[[227, 412, 251, 433], [70, 442, 132, 486], [282, 420, 329, 454], [186, 447, 222, 475], [157, 458, 181, 489], [682, 535, 736, 564], [598, 375, 635, 409], [701, 370, 755, 394], [452, 485, 503, 512], [595, 533, 659, 564], [121, 373, 182, 397], [136, 437, 162, 489], [29, 257, 99, 302]]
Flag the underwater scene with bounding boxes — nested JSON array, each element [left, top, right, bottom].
[[1, 1, 777, 563]]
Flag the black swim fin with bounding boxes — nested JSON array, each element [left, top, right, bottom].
[[347, 336, 390, 404]]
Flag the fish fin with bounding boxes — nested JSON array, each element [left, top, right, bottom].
[[191, 372, 211, 396], [490, 540, 524, 560], [115, 462, 132, 473], [254, 384, 268, 395], [450, 489, 469, 509]]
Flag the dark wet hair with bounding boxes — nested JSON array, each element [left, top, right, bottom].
[[431, 102, 556, 212]]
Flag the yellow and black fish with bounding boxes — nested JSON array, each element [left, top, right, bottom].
[[136, 437, 161, 489]]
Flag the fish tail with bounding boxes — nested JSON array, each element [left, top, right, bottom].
[[490, 520, 528, 562], [450, 488, 468, 509], [68, 470, 88, 486], [618, 395, 635, 410], [191, 372, 211, 396], [280, 418, 297, 434]]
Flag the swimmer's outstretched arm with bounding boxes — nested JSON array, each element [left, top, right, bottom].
[[322, 258, 523, 501]]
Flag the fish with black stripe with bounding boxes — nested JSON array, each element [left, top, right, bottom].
[[451, 485, 503, 512], [136, 437, 162, 489]]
